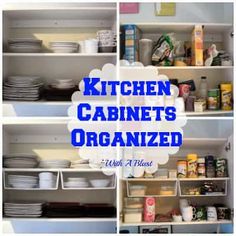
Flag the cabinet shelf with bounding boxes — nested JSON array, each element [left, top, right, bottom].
[[121, 66, 233, 70], [120, 220, 232, 227], [120, 22, 233, 34], [3, 217, 117, 222], [3, 53, 116, 57]]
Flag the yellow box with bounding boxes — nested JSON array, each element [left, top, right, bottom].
[[191, 25, 203, 66]]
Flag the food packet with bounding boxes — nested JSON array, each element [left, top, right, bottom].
[[152, 33, 175, 66]]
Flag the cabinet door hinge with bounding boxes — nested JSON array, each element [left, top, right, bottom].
[[225, 142, 231, 152]]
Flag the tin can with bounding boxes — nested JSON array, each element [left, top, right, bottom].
[[177, 160, 187, 178], [216, 159, 227, 177], [144, 197, 155, 222], [207, 89, 220, 110], [179, 84, 190, 100], [205, 155, 215, 178], [187, 154, 198, 178], [220, 83, 232, 110]]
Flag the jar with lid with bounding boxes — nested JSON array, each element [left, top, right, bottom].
[[197, 157, 206, 178], [177, 160, 187, 178], [187, 154, 198, 178], [205, 155, 216, 178]]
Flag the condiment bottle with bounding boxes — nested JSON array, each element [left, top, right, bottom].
[[198, 76, 208, 101]]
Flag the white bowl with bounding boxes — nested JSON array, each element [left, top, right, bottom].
[[90, 179, 110, 188]]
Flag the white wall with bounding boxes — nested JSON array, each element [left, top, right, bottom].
[[120, 3, 233, 24]]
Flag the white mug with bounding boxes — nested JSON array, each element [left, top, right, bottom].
[[182, 206, 193, 222], [85, 39, 98, 53]]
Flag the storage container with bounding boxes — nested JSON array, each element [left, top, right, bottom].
[[124, 197, 143, 209], [123, 208, 143, 223], [129, 185, 147, 196]]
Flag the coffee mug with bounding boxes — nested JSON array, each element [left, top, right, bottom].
[[192, 206, 197, 221], [217, 207, 230, 220], [182, 206, 193, 222], [207, 206, 217, 221]]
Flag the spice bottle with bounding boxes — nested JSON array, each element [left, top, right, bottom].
[[197, 157, 206, 178]]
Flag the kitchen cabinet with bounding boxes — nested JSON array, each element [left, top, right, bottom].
[[119, 120, 233, 234], [2, 119, 117, 233], [2, 3, 117, 117], [120, 21, 234, 116]]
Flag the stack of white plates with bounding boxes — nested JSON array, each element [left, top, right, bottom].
[[8, 175, 38, 189], [51, 79, 75, 89], [4, 202, 43, 218], [3, 154, 39, 168], [39, 159, 71, 168], [49, 41, 78, 53], [64, 177, 89, 188], [70, 159, 90, 169], [8, 38, 42, 53], [3, 76, 43, 101]]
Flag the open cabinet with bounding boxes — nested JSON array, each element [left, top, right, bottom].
[[119, 120, 233, 234], [2, 120, 117, 233], [120, 2, 234, 117], [2, 3, 117, 117]]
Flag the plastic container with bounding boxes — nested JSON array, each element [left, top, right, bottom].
[[198, 76, 208, 100], [123, 208, 143, 223], [124, 197, 143, 209], [169, 169, 177, 179], [129, 185, 147, 196], [187, 154, 198, 178], [156, 169, 168, 179], [159, 186, 175, 196]]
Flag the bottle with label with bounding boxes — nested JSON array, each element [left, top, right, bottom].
[[198, 76, 208, 101], [197, 157, 206, 178]]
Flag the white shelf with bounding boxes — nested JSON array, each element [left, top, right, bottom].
[[120, 220, 232, 227], [3, 217, 117, 222], [123, 178, 228, 182], [3, 168, 114, 172], [3, 100, 71, 105], [185, 110, 233, 116], [178, 177, 229, 181], [3, 53, 116, 57], [181, 138, 227, 149], [180, 194, 227, 197], [120, 22, 233, 34], [156, 66, 233, 70], [122, 178, 177, 182]]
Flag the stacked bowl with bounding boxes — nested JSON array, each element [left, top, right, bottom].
[[39, 172, 57, 189]]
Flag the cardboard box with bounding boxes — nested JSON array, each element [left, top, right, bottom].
[[191, 25, 203, 66], [121, 24, 141, 63]]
